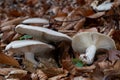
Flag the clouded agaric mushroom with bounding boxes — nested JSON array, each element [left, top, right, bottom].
[[22, 18, 49, 24], [15, 24, 71, 43], [5, 40, 54, 65], [72, 32, 116, 64]]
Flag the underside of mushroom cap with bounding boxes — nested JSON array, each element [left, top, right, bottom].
[[72, 32, 116, 53], [15, 24, 72, 43]]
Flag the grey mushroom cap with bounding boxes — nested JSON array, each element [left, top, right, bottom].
[[5, 40, 54, 54], [15, 24, 72, 43], [72, 32, 116, 53], [72, 32, 116, 64]]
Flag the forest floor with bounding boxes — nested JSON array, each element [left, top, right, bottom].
[[0, 0, 120, 80]]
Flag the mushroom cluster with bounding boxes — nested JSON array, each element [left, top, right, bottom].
[[5, 23, 71, 66], [5, 18, 116, 67]]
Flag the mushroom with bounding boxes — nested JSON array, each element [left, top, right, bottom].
[[5, 40, 54, 65], [72, 32, 116, 64], [15, 24, 71, 43], [91, 0, 113, 11], [22, 18, 49, 24]]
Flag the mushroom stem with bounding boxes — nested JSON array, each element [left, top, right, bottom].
[[80, 45, 96, 64], [25, 52, 38, 65]]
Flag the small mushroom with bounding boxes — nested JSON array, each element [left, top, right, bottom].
[[72, 32, 116, 64], [91, 0, 113, 11], [15, 24, 71, 43], [22, 18, 49, 24], [5, 40, 54, 65]]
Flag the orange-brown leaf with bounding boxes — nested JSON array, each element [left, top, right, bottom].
[[0, 52, 19, 67]]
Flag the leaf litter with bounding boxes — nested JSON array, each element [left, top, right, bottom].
[[0, 0, 120, 80]]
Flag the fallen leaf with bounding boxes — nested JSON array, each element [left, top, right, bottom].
[[26, 0, 38, 6], [0, 68, 19, 76], [108, 49, 120, 63], [103, 60, 120, 80], [1, 17, 28, 27], [74, 18, 86, 31], [48, 69, 68, 80], [78, 27, 98, 33], [35, 69, 48, 80], [0, 52, 19, 67], [87, 12, 105, 19], [1, 25, 15, 32], [6, 69, 27, 79], [111, 30, 120, 50], [1, 31, 15, 43]]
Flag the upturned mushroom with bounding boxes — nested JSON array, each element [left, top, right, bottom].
[[5, 40, 54, 65], [72, 32, 116, 64], [15, 24, 71, 43]]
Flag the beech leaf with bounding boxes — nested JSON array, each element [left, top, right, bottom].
[[0, 52, 19, 67]]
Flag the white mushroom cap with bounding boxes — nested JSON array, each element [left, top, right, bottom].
[[15, 24, 71, 43], [5, 40, 54, 65], [72, 32, 116, 64], [22, 18, 49, 24]]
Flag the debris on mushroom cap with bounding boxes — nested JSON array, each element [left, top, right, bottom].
[[22, 18, 49, 24], [15, 24, 71, 43], [72, 32, 116, 64], [5, 40, 54, 65], [72, 32, 116, 53]]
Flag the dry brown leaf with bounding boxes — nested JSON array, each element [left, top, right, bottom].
[[87, 12, 105, 19], [74, 18, 86, 31], [54, 12, 67, 21], [1, 31, 15, 43], [26, 0, 38, 6], [0, 76, 5, 80], [12, 33, 21, 41], [113, 60, 120, 72], [48, 70, 68, 80], [108, 50, 120, 63], [6, 69, 27, 79], [0, 68, 19, 76], [1, 17, 28, 27], [111, 30, 120, 50], [75, 65, 96, 76], [33, 69, 47, 80], [42, 68, 64, 78], [1, 25, 15, 32], [0, 52, 19, 67], [103, 60, 120, 80], [98, 61, 111, 70], [78, 27, 98, 33], [91, 65, 104, 80], [75, 7, 94, 17]]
